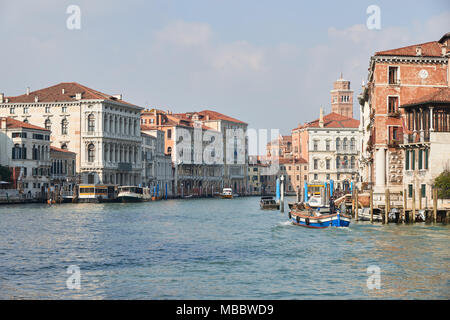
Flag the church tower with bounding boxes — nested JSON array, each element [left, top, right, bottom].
[[330, 74, 353, 118]]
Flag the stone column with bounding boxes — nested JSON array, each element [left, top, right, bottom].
[[430, 107, 434, 131], [375, 147, 386, 188]]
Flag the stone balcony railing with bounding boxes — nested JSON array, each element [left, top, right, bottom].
[[336, 148, 358, 155]]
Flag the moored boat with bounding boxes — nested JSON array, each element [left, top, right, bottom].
[[260, 196, 280, 210], [118, 186, 144, 202], [288, 209, 351, 228], [221, 188, 233, 199]]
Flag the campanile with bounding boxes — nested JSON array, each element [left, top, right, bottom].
[[330, 74, 353, 118]]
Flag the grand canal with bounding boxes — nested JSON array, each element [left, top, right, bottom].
[[0, 196, 449, 299]]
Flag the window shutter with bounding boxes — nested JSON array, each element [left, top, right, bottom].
[[405, 150, 409, 170], [418, 149, 423, 169], [411, 150, 415, 170], [425, 149, 429, 169]]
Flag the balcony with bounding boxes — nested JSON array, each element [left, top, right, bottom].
[[387, 111, 401, 118], [336, 148, 358, 155], [388, 139, 401, 148]]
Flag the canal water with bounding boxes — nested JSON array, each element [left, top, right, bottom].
[[0, 196, 449, 299]]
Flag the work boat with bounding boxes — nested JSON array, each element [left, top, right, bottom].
[[221, 188, 233, 199], [288, 204, 351, 228], [117, 186, 144, 202], [260, 196, 280, 210]]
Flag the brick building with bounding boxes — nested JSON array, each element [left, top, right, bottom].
[[358, 32, 450, 207]]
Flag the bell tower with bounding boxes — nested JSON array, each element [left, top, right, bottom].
[[330, 73, 353, 118]]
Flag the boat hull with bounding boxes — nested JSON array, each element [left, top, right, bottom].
[[118, 196, 143, 203], [221, 195, 233, 199], [289, 211, 351, 228]]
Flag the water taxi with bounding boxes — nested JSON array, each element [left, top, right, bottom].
[[260, 196, 280, 210], [117, 186, 145, 202], [221, 188, 233, 199], [78, 185, 117, 203]]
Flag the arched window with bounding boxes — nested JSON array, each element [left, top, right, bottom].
[[336, 138, 341, 151], [336, 156, 341, 169], [61, 144, 68, 150], [61, 119, 68, 135], [350, 138, 355, 151], [23, 119, 29, 123], [104, 115, 108, 132], [45, 119, 51, 131], [343, 156, 348, 168], [167, 147, 172, 155], [88, 144, 95, 162], [88, 114, 95, 132], [343, 138, 348, 150], [351, 156, 355, 168]]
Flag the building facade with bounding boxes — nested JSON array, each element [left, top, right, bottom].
[[358, 33, 449, 206], [0, 82, 143, 185], [0, 117, 51, 198]]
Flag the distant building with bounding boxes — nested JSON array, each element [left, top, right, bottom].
[[0, 117, 51, 197], [292, 108, 360, 191], [266, 135, 293, 159], [0, 82, 143, 185], [331, 74, 354, 119], [141, 129, 173, 197], [50, 146, 77, 197]]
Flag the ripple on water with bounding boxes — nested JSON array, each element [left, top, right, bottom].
[[0, 197, 449, 299]]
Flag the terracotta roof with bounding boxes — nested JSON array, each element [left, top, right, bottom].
[[0, 117, 49, 131], [400, 87, 450, 108], [375, 41, 443, 57], [173, 110, 247, 125], [50, 146, 76, 154], [198, 110, 247, 124], [305, 112, 359, 129], [278, 157, 308, 164], [3, 82, 140, 108]]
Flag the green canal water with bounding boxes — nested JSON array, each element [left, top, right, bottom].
[[0, 196, 449, 299]]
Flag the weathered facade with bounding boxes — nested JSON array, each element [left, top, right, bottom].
[[358, 33, 450, 207]]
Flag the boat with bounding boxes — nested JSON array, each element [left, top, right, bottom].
[[288, 208, 351, 228], [260, 196, 280, 210], [117, 186, 144, 202], [78, 184, 117, 203], [221, 188, 233, 199], [307, 195, 323, 208]]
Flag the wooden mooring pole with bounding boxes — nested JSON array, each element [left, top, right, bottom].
[[411, 186, 416, 224], [355, 188, 359, 221], [403, 188, 407, 223], [384, 189, 390, 224], [370, 189, 373, 224], [433, 187, 437, 224]]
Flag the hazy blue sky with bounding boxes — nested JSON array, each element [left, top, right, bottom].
[[1, 0, 449, 134]]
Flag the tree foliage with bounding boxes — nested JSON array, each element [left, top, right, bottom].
[[434, 170, 450, 199]]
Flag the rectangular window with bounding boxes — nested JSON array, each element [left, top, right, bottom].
[[326, 159, 330, 170], [314, 159, 318, 170], [405, 150, 410, 170], [411, 150, 415, 170], [23, 107, 29, 114], [167, 129, 172, 139], [418, 149, 423, 169], [425, 149, 429, 169], [326, 140, 330, 151], [388, 66, 399, 84], [10, 107, 15, 114], [421, 184, 426, 198], [388, 97, 399, 114], [313, 140, 318, 151], [62, 106, 67, 113], [408, 184, 413, 198]]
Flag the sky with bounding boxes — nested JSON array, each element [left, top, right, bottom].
[[0, 0, 449, 134]]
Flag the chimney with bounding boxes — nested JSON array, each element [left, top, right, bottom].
[[113, 94, 122, 100], [34, 96, 39, 103], [416, 46, 422, 56], [62, 88, 65, 94], [0, 93, 4, 103], [319, 106, 324, 128], [26, 87, 30, 95], [75, 93, 82, 100]]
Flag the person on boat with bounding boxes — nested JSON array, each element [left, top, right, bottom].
[[329, 196, 336, 214]]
